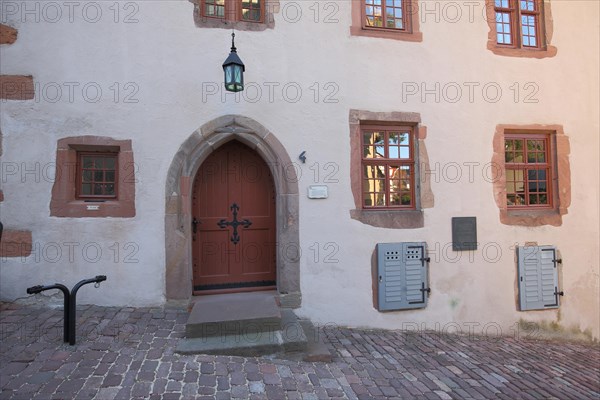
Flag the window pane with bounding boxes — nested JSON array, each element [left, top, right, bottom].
[[389, 165, 412, 206], [105, 157, 116, 169], [521, 14, 538, 47], [520, 0, 535, 11], [373, 9, 383, 26], [83, 157, 94, 169], [506, 181, 515, 193], [93, 184, 103, 195], [106, 184, 115, 196], [105, 171, 115, 182], [529, 194, 539, 204], [205, 0, 225, 17], [94, 171, 104, 182], [506, 168, 525, 206], [388, 132, 410, 159], [495, 12, 512, 44], [83, 170, 92, 182], [242, 0, 262, 21], [538, 181, 546, 192], [363, 163, 386, 207], [81, 183, 91, 195], [364, 132, 385, 158], [528, 180, 539, 192], [363, 165, 386, 179], [364, 193, 386, 207]]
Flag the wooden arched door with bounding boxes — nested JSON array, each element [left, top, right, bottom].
[[192, 141, 276, 294]]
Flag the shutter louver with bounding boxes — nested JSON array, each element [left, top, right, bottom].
[[377, 242, 429, 311], [517, 245, 561, 311]]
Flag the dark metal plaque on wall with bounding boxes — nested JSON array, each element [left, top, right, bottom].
[[452, 217, 477, 251]]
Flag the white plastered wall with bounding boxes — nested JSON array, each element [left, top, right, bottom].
[[0, 1, 598, 338]]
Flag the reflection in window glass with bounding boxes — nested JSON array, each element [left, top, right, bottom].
[[361, 127, 415, 209], [504, 135, 550, 207]]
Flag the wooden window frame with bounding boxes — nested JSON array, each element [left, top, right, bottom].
[[76, 152, 119, 200], [493, 0, 543, 50], [362, 0, 411, 33], [200, 0, 265, 24], [504, 133, 553, 210], [361, 125, 416, 210]]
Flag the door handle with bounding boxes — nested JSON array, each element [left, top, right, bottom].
[[192, 218, 199, 234]]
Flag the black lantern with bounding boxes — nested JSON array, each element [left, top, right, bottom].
[[222, 32, 245, 92]]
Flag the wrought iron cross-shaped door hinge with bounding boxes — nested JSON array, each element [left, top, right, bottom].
[[217, 203, 252, 244]]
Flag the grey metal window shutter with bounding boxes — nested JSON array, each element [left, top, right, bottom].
[[377, 242, 430, 311], [517, 245, 562, 311]]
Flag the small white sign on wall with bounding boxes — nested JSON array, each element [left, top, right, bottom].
[[307, 185, 328, 199], [86, 205, 100, 211]]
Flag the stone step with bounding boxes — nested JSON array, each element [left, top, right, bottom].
[[177, 331, 286, 356], [185, 291, 281, 339], [298, 319, 333, 362], [177, 308, 308, 357], [176, 291, 331, 360]]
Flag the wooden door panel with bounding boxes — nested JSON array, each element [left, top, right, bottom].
[[240, 229, 274, 275], [192, 141, 276, 293], [196, 231, 231, 277]]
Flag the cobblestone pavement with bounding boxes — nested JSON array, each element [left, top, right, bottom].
[[0, 303, 599, 400]]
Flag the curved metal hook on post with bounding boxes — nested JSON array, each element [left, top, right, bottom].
[[26, 275, 107, 345], [69, 275, 106, 345], [27, 284, 70, 343]]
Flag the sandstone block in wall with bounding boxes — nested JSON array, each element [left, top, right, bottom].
[[0, 230, 32, 258], [0, 24, 17, 45], [0, 75, 34, 100]]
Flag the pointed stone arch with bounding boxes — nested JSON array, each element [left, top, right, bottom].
[[165, 115, 301, 307]]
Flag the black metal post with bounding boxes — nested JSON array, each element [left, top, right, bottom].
[[68, 275, 106, 345], [26, 284, 70, 343]]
